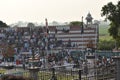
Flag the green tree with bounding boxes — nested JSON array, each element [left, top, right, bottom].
[[0, 21, 9, 28], [27, 22, 35, 28], [97, 39, 115, 50], [101, 1, 120, 47], [69, 21, 83, 26]]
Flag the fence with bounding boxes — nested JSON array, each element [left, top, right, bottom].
[[0, 64, 116, 80]]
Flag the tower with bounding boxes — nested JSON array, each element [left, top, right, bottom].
[[86, 12, 93, 25]]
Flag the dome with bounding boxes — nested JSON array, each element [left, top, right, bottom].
[[86, 12, 93, 22]]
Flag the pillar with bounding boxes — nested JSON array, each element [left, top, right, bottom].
[[28, 68, 39, 80], [112, 56, 120, 80]]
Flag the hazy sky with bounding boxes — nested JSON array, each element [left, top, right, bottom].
[[0, 0, 118, 24]]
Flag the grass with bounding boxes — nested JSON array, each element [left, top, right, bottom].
[[21, 70, 78, 80], [99, 35, 113, 41], [0, 69, 6, 74], [99, 24, 113, 41], [99, 23, 109, 35], [0, 69, 114, 80], [37, 71, 78, 80]]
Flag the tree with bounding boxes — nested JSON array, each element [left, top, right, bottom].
[[1, 44, 15, 58], [27, 22, 35, 28], [0, 21, 9, 28], [97, 39, 115, 50], [69, 21, 83, 26], [101, 1, 120, 47]]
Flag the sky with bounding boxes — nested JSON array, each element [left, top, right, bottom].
[[0, 0, 118, 24]]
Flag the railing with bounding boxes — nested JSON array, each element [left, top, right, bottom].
[[0, 64, 116, 80]]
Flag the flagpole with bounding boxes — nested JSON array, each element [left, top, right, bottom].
[[81, 16, 83, 51], [45, 18, 48, 68], [81, 16, 85, 60]]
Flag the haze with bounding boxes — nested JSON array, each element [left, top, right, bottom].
[[0, 0, 118, 24]]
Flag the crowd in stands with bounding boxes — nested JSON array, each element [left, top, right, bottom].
[[0, 27, 114, 69], [0, 27, 81, 68]]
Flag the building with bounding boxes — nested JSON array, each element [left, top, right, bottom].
[[14, 13, 99, 52], [48, 13, 99, 52]]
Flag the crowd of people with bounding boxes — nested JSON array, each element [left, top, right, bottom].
[[0, 27, 81, 68], [0, 27, 115, 70]]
